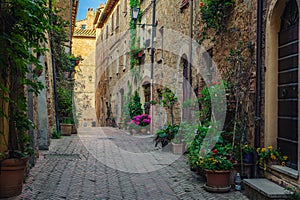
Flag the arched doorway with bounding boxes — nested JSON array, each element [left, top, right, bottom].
[[277, 0, 299, 169], [142, 82, 150, 114]]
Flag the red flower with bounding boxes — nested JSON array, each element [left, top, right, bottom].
[[212, 149, 218, 155], [200, 2, 205, 8]]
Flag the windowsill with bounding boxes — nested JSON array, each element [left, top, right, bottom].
[[269, 165, 299, 180]]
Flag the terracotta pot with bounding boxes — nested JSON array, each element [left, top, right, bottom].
[[60, 124, 72, 136], [205, 169, 231, 188], [0, 158, 27, 198]]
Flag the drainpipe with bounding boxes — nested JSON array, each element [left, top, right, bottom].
[[70, 0, 73, 55], [150, 0, 156, 134], [189, 0, 193, 83], [254, 0, 263, 178]]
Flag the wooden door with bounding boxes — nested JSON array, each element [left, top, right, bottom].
[[278, 0, 299, 169]]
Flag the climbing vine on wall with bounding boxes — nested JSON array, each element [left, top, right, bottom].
[[0, 0, 52, 155], [129, 0, 142, 69], [199, 0, 235, 43]]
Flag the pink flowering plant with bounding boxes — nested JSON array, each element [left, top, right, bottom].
[[131, 114, 151, 126]]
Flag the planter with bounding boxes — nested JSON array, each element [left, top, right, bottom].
[[172, 142, 184, 154], [0, 158, 27, 198], [60, 124, 72, 136], [140, 127, 147, 134], [130, 128, 138, 135], [243, 152, 253, 164], [71, 124, 77, 134], [204, 169, 231, 192]]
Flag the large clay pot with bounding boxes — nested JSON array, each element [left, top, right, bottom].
[[204, 169, 231, 192], [0, 158, 27, 198]]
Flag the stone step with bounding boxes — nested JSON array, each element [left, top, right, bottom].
[[243, 178, 292, 200]]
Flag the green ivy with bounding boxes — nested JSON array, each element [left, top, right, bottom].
[[0, 0, 53, 156], [199, 0, 235, 43], [0, 0, 70, 157], [129, 0, 142, 69]]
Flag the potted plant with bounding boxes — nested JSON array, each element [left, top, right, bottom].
[[131, 114, 151, 134], [154, 123, 179, 150], [60, 117, 73, 136], [198, 143, 234, 192], [187, 124, 209, 172], [171, 137, 184, 154], [256, 146, 288, 171], [242, 144, 255, 164]]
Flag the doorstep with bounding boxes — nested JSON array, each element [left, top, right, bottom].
[[243, 178, 292, 200]]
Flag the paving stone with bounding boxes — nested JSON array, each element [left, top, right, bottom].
[[12, 127, 250, 200]]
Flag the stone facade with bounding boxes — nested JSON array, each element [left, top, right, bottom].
[[94, 0, 300, 188], [72, 8, 97, 127]]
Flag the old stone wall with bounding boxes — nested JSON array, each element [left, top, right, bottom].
[[72, 8, 97, 127], [95, 0, 131, 126]]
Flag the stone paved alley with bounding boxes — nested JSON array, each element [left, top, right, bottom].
[[7, 127, 249, 200]]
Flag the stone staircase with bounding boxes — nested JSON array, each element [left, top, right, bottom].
[[243, 178, 293, 200]]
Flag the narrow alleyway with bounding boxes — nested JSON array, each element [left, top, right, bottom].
[[10, 127, 249, 200]]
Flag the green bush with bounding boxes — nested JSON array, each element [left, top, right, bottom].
[[128, 91, 143, 119]]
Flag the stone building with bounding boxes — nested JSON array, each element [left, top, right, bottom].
[[72, 6, 104, 127], [94, 0, 300, 189], [95, 0, 131, 127], [36, 0, 79, 150]]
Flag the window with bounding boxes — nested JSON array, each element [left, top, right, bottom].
[[116, 50, 119, 74], [123, 41, 127, 70], [123, 0, 127, 15], [81, 24, 86, 30], [111, 13, 114, 33], [116, 6, 120, 28], [106, 25, 108, 39]]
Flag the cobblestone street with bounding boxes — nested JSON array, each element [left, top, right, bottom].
[[8, 127, 249, 200]]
